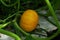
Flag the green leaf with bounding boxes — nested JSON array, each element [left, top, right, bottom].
[[25, 35, 36, 40], [25, 35, 49, 40], [52, 0, 60, 9]]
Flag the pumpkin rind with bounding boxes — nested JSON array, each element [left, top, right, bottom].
[[20, 10, 39, 32]]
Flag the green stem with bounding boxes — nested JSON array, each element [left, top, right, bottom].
[[17, 0, 20, 11], [3, 11, 21, 22], [13, 26, 21, 37], [13, 20, 30, 36], [0, 29, 21, 40], [45, 0, 60, 29], [0, 0, 17, 7], [45, 0, 60, 39], [0, 21, 11, 29]]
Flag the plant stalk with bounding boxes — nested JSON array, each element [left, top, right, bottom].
[[0, 29, 21, 40], [45, 0, 60, 39]]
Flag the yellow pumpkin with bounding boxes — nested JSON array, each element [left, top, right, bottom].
[[20, 9, 39, 32]]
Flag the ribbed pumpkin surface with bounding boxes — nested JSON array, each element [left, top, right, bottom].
[[20, 10, 39, 32]]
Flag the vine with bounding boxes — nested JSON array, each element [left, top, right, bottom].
[[0, 0, 17, 7], [0, 0, 60, 40]]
